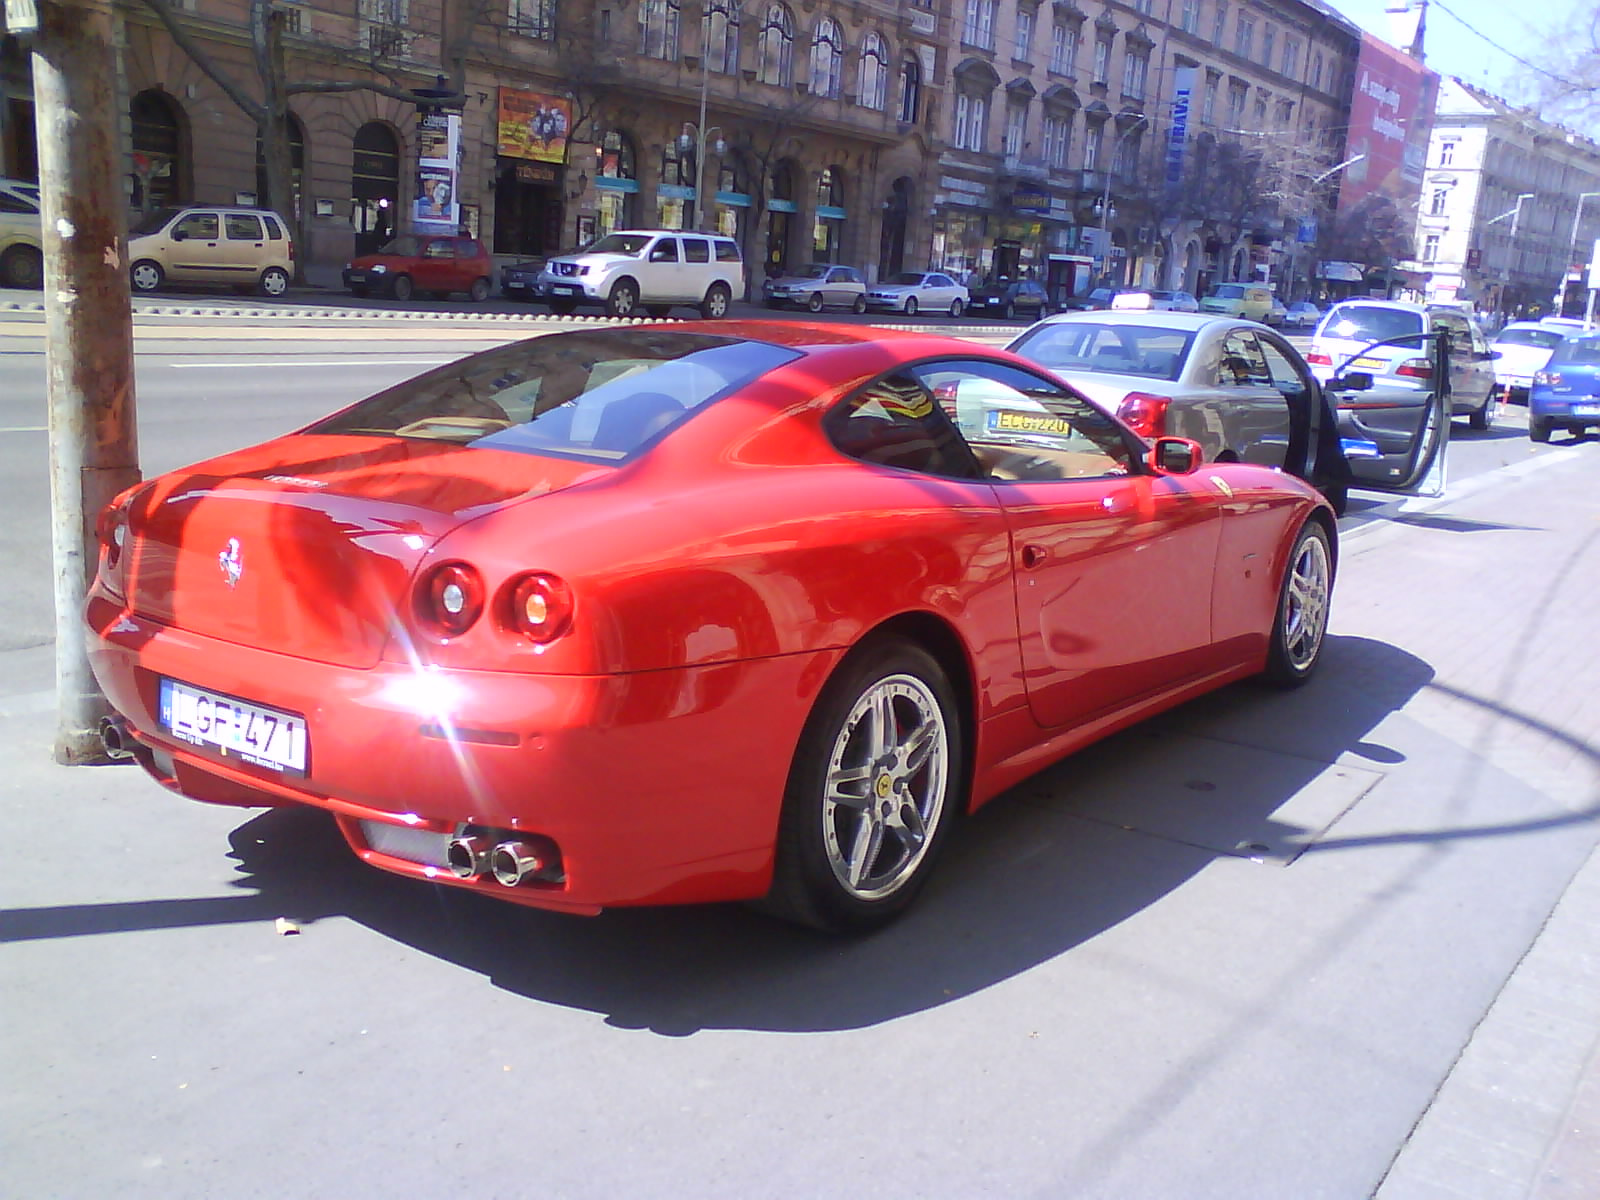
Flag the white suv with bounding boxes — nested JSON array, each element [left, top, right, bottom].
[[533, 229, 744, 318]]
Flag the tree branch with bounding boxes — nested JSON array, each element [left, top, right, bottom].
[[138, 0, 266, 122]]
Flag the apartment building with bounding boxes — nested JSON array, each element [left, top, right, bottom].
[[1416, 77, 1600, 318]]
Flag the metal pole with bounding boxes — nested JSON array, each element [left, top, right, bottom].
[[30, 0, 141, 763], [695, 52, 709, 232], [1556, 192, 1600, 315]]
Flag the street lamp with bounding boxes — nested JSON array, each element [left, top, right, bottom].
[[1097, 112, 1147, 284], [679, 52, 727, 231], [1553, 190, 1600, 315]]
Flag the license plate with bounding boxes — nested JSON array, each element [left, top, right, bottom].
[[552, 283, 579, 294], [1350, 356, 1386, 370], [1574, 404, 1600, 416], [346, 272, 365, 284], [505, 279, 526, 289], [158, 678, 307, 776]]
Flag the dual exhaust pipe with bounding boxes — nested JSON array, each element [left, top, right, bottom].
[[446, 833, 557, 887]]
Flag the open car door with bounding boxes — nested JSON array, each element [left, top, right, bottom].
[[1311, 329, 1453, 500]]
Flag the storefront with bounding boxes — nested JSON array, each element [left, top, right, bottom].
[[813, 168, 845, 263], [595, 130, 639, 237], [493, 87, 570, 257]]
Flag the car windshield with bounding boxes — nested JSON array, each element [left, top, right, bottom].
[[1551, 334, 1600, 365], [586, 233, 651, 256], [131, 207, 181, 236], [794, 264, 832, 279], [377, 235, 424, 257], [306, 330, 803, 462], [1010, 321, 1195, 382], [1211, 285, 1245, 299], [1322, 305, 1425, 344], [887, 273, 927, 285], [1496, 327, 1565, 350]]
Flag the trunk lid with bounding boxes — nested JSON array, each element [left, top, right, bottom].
[[122, 434, 608, 668]]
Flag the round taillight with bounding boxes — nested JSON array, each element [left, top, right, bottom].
[[420, 563, 484, 636], [506, 573, 574, 644]]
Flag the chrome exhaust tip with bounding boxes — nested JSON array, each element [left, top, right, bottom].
[[98, 716, 135, 761], [445, 835, 494, 880], [490, 840, 547, 887]]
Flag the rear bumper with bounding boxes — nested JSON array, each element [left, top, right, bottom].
[[86, 590, 829, 913]]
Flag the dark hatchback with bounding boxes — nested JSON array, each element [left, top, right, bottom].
[[1529, 330, 1600, 442], [967, 277, 1050, 320]]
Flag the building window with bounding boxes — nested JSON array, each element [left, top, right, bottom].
[[859, 33, 888, 109], [899, 56, 922, 123], [508, 0, 554, 38], [1180, 0, 1200, 34], [1227, 84, 1246, 128], [1043, 112, 1070, 167], [1282, 38, 1299, 79], [705, 0, 740, 75], [1253, 96, 1266, 127], [1005, 104, 1026, 157], [808, 17, 843, 96], [1202, 74, 1218, 124], [1438, 140, 1456, 166], [1429, 186, 1448, 215], [1235, 16, 1253, 59], [1015, 6, 1034, 59], [1084, 123, 1101, 171], [758, 3, 794, 86], [1262, 26, 1275, 67], [1277, 100, 1293, 128], [638, 0, 680, 60], [954, 93, 988, 152], [1111, 130, 1139, 175], [1050, 23, 1078, 73], [964, 0, 996, 49], [1310, 52, 1323, 92], [1093, 37, 1110, 84], [1124, 50, 1148, 99], [1423, 233, 1440, 261], [1213, 4, 1228, 47]]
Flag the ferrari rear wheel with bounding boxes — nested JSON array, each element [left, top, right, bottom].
[[1263, 521, 1333, 687], [763, 640, 964, 933]]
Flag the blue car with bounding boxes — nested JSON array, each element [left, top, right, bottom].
[[1529, 330, 1600, 442]]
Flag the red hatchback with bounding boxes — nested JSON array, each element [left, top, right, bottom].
[[343, 234, 493, 301]]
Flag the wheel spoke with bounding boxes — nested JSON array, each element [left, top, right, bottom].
[[870, 690, 897, 760], [846, 816, 884, 889], [897, 801, 928, 848], [902, 717, 939, 773], [825, 763, 874, 809]]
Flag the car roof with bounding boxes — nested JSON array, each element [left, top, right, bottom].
[[608, 228, 733, 239], [1024, 310, 1265, 331]]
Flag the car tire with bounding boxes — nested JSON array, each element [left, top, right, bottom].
[[851, 295, 867, 314], [761, 638, 965, 933], [605, 278, 640, 317], [904, 297, 918, 317], [1261, 520, 1334, 688], [949, 299, 964, 318], [389, 274, 414, 301], [1529, 416, 1553, 443], [645, 304, 673, 318], [807, 291, 825, 314], [0, 244, 44, 289], [700, 283, 731, 319], [468, 277, 490, 302], [1004, 301, 1017, 320], [1468, 397, 1493, 430], [129, 259, 164, 293]]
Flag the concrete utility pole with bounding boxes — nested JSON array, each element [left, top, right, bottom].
[[18, 0, 141, 763]]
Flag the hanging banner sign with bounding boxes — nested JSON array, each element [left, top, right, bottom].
[[414, 110, 460, 233], [1165, 66, 1195, 199], [497, 88, 571, 164]]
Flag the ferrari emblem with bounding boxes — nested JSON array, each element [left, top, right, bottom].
[[218, 537, 243, 588]]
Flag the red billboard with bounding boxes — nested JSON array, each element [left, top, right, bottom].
[[1336, 34, 1439, 223]]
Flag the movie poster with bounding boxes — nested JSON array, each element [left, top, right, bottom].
[[414, 110, 460, 233], [497, 88, 572, 165]]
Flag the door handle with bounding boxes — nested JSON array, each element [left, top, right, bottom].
[[1020, 544, 1048, 569]]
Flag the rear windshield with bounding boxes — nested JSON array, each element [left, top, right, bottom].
[[1321, 305, 1425, 344], [1495, 327, 1564, 350], [1551, 334, 1600, 365], [306, 330, 802, 462], [1010, 321, 1195, 382]]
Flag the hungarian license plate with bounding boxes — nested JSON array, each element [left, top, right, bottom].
[[504, 279, 526, 289], [551, 283, 579, 294], [346, 272, 366, 284], [1572, 404, 1600, 416], [1350, 356, 1386, 370], [158, 678, 307, 776]]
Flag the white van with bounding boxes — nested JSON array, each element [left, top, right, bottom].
[[533, 229, 744, 318]]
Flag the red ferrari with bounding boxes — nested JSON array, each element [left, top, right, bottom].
[[86, 322, 1337, 932]]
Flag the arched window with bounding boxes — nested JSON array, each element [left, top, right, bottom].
[[705, 0, 741, 75], [898, 56, 922, 124], [351, 121, 400, 255], [130, 89, 186, 209], [758, 4, 794, 86], [859, 32, 888, 110], [638, 0, 681, 61], [808, 18, 843, 97]]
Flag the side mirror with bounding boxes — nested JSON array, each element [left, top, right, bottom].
[[1328, 371, 1374, 393], [1148, 436, 1203, 475]]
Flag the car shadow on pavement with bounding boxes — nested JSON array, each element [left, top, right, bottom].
[[149, 633, 1453, 1035]]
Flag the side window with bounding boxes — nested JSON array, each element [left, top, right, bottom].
[[456, 238, 482, 257], [648, 238, 680, 262], [262, 216, 284, 240], [824, 371, 983, 479], [1434, 314, 1469, 358], [714, 239, 742, 262], [930, 274, 953, 288], [916, 360, 1135, 482], [224, 213, 264, 240], [1218, 331, 1272, 386], [175, 212, 219, 240], [423, 238, 455, 258], [0, 192, 38, 214], [681, 237, 711, 263], [1257, 337, 1312, 397]]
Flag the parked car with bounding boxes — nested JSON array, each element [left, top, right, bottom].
[[1266, 296, 1290, 327], [1008, 310, 1349, 506], [864, 271, 968, 317], [1057, 287, 1116, 312], [343, 235, 493, 302], [0, 176, 43, 290], [1283, 301, 1324, 329], [967, 277, 1051, 320], [1199, 282, 1276, 323], [128, 205, 295, 297], [1109, 289, 1199, 313], [88, 320, 1366, 935], [531, 229, 744, 317], [1491, 320, 1570, 403], [1528, 329, 1600, 442], [1306, 299, 1498, 429], [763, 263, 868, 312], [498, 256, 545, 301]]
